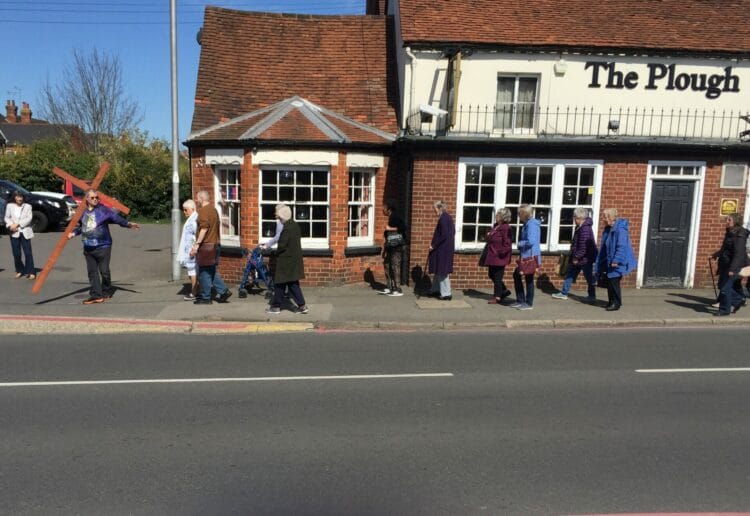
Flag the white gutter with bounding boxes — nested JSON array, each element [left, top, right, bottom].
[[404, 47, 417, 130]]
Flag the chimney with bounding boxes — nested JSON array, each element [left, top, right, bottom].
[[5, 100, 18, 123], [365, 0, 387, 15], [20, 102, 32, 124]]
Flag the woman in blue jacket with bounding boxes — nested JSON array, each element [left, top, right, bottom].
[[596, 208, 637, 311], [512, 204, 541, 310]]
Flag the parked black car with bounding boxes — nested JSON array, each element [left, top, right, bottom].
[[0, 180, 71, 233]]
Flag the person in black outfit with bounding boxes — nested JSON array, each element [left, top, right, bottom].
[[711, 213, 749, 316], [380, 199, 407, 296]]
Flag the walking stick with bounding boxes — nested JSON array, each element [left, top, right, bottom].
[[708, 256, 718, 299]]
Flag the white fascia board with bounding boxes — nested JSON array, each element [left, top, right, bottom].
[[252, 150, 339, 166], [205, 148, 244, 165], [346, 153, 384, 168]]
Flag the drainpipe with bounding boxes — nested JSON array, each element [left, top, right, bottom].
[[404, 47, 417, 131], [744, 167, 750, 227]]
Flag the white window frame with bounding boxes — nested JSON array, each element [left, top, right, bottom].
[[636, 160, 706, 288], [213, 165, 241, 247], [494, 74, 540, 135], [455, 158, 604, 252], [720, 162, 748, 189], [347, 168, 376, 246], [258, 166, 330, 249]]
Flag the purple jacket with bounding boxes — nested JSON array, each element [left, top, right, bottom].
[[428, 211, 455, 275], [484, 222, 512, 266], [570, 217, 598, 265]]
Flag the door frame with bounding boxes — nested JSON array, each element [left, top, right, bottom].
[[636, 161, 706, 288]]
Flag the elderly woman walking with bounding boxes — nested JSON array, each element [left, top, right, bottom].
[[596, 208, 637, 311], [177, 199, 199, 300], [552, 207, 598, 303], [266, 204, 309, 315], [484, 208, 513, 304], [512, 204, 541, 310], [428, 200, 455, 300]]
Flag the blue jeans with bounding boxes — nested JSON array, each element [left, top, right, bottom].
[[561, 262, 595, 299], [198, 246, 228, 301], [719, 275, 744, 314], [10, 235, 35, 276], [513, 268, 535, 306]]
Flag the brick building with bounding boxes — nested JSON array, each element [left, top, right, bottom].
[[188, 1, 750, 290], [0, 100, 79, 155], [185, 8, 404, 285]]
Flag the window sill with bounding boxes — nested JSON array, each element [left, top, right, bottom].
[[345, 245, 381, 257], [219, 245, 245, 257], [302, 248, 334, 257]]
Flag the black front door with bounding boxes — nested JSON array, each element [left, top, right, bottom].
[[643, 181, 695, 287]]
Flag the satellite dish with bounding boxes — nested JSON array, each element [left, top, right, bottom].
[[196, 28, 203, 45]]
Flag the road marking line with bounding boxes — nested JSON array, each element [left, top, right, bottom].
[[636, 367, 750, 373], [0, 373, 454, 388]]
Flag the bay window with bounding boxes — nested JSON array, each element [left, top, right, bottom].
[[215, 166, 241, 246], [260, 167, 330, 248], [347, 168, 376, 245]]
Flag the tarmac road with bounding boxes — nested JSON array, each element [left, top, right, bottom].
[[1, 328, 749, 515]]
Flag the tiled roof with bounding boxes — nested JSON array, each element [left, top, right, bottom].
[[188, 96, 395, 145], [399, 0, 750, 54], [191, 7, 399, 137], [0, 123, 72, 146]]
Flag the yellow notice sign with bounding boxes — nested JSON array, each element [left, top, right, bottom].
[[720, 198, 738, 216]]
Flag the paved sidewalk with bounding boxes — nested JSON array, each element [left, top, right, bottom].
[[0, 224, 747, 333]]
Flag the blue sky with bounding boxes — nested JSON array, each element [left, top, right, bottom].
[[4, 0, 364, 145]]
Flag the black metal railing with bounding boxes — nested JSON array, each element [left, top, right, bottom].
[[407, 105, 750, 142]]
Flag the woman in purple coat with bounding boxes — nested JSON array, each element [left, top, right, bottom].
[[484, 208, 513, 304], [552, 207, 598, 302], [428, 200, 455, 300]]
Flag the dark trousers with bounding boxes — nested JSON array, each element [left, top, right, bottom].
[[84, 246, 112, 299], [606, 275, 622, 307], [488, 265, 508, 299], [11, 235, 35, 276], [383, 246, 403, 291], [513, 268, 535, 306], [719, 275, 745, 314], [271, 281, 305, 309]]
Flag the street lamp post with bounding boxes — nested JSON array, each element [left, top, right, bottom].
[[169, 0, 181, 281]]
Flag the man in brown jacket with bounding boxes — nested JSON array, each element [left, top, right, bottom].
[[189, 190, 232, 305]]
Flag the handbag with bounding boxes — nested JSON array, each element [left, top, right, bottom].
[[516, 256, 538, 275], [596, 271, 608, 288], [385, 232, 406, 248], [478, 243, 489, 267], [196, 243, 217, 267], [558, 253, 570, 277]]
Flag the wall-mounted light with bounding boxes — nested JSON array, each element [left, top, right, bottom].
[[553, 58, 568, 75]]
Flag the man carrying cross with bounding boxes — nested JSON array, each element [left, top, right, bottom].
[[67, 189, 140, 304]]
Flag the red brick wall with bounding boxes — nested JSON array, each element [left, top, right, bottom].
[[408, 150, 747, 291], [190, 147, 407, 286]]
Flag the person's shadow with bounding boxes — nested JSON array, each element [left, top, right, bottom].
[[363, 268, 387, 291], [665, 292, 715, 313]]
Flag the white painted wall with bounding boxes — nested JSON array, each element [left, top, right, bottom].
[[405, 50, 750, 138]]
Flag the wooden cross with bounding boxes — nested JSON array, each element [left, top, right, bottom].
[[32, 162, 131, 294]]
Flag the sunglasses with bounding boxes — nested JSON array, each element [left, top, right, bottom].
[[88, 197, 99, 200]]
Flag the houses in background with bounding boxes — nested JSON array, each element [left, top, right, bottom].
[[0, 100, 81, 155], [186, 0, 750, 289]]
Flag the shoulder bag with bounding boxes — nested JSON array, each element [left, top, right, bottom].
[[517, 256, 538, 276], [196, 243, 217, 267], [478, 243, 489, 267], [385, 232, 406, 248]]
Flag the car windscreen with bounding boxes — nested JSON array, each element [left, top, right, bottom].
[[1, 180, 30, 195]]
